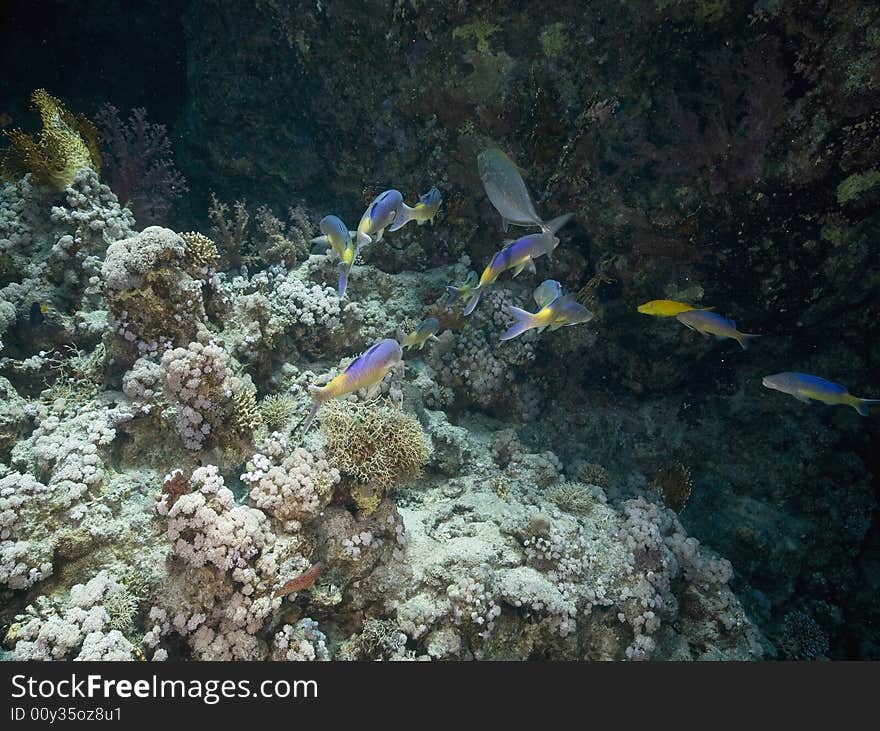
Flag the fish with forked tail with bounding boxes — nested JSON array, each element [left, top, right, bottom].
[[356, 189, 404, 249], [500, 280, 593, 341], [400, 317, 440, 350], [446, 271, 479, 304], [310, 215, 358, 298], [303, 338, 403, 432], [464, 214, 572, 316], [387, 187, 442, 232], [762, 372, 880, 416], [675, 309, 759, 350]]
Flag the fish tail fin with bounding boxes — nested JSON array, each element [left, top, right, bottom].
[[851, 397, 880, 417], [337, 263, 350, 299], [388, 204, 415, 232], [736, 333, 761, 351], [357, 231, 372, 249], [463, 287, 483, 316], [500, 306, 537, 341], [303, 386, 326, 433], [542, 213, 573, 235]]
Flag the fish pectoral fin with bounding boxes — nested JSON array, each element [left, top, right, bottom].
[[364, 383, 383, 400], [526, 259, 537, 274], [511, 263, 526, 278]]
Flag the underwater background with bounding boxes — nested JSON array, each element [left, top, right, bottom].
[[0, 0, 877, 661]]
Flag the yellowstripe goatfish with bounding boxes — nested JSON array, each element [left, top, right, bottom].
[[304, 338, 403, 432], [675, 309, 760, 350], [762, 372, 880, 416], [464, 213, 572, 316], [500, 280, 594, 341]]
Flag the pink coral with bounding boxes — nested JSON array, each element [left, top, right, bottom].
[[94, 104, 188, 225]]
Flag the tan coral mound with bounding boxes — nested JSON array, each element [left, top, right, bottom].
[[318, 399, 430, 512]]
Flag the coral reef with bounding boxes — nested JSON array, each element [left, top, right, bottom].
[[1, 0, 878, 663]]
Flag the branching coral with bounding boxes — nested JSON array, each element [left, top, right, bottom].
[[160, 338, 241, 450], [318, 399, 430, 514], [209, 193, 249, 270], [254, 203, 310, 268], [180, 231, 219, 274], [0, 89, 100, 190], [259, 393, 295, 431], [241, 435, 340, 530], [94, 104, 187, 225]]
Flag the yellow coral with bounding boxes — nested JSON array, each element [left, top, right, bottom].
[[180, 231, 219, 272], [259, 393, 295, 430], [0, 89, 100, 189], [231, 388, 262, 434], [318, 399, 430, 511]]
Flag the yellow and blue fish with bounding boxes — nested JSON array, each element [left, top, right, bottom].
[[676, 309, 759, 350], [500, 280, 593, 341], [400, 317, 440, 350], [762, 372, 880, 416], [464, 214, 572, 316], [29, 301, 49, 325], [387, 187, 442, 232], [356, 189, 404, 249], [304, 338, 404, 432], [311, 215, 358, 298], [446, 271, 479, 304]]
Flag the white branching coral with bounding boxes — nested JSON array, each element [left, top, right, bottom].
[[0, 472, 55, 590], [241, 435, 340, 531], [161, 339, 239, 450], [7, 571, 135, 660], [271, 619, 330, 661], [158, 465, 273, 575]]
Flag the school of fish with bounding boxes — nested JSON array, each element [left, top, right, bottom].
[[304, 148, 878, 429]]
